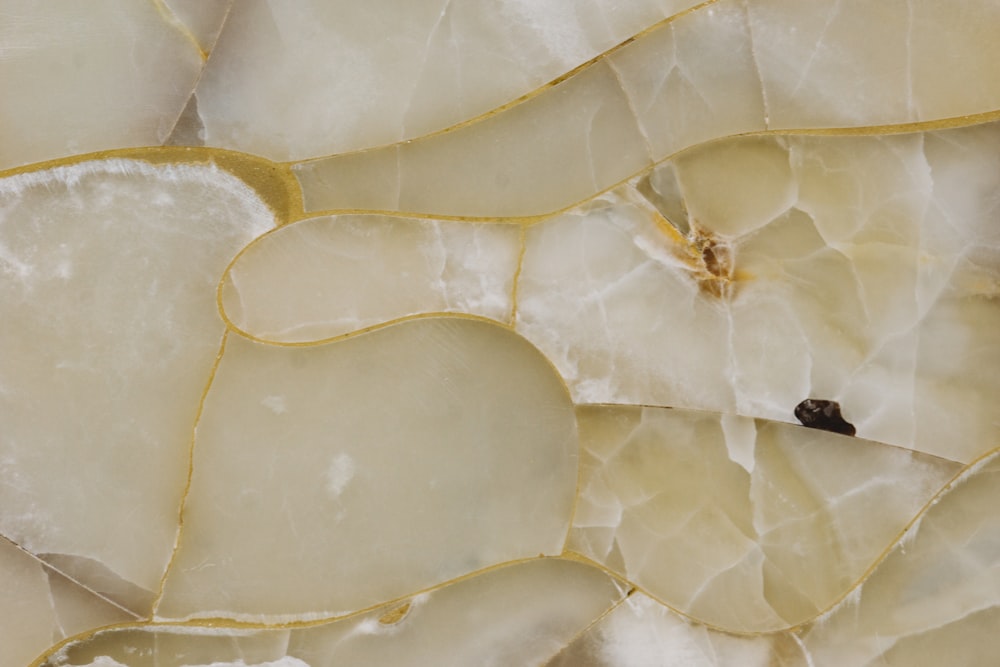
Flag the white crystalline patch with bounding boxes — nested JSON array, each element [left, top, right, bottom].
[[261, 395, 288, 414], [721, 413, 757, 474], [76, 658, 129, 667], [178, 660, 310, 667], [325, 453, 356, 498]]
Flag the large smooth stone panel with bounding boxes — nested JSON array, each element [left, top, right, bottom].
[[0, 159, 275, 611], [221, 214, 521, 343], [0, 0, 204, 169], [156, 318, 578, 621]]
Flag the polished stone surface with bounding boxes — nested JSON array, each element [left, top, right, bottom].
[[1, 1, 998, 665]]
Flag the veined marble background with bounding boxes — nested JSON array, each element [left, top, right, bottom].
[[1, 1, 999, 665]]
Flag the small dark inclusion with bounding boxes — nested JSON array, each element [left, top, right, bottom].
[[794, 399, 856, 436]]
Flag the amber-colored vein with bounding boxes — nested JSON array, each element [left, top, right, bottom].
[[293, 110, 1000, 224], [565, 444, 1000, 636], [289, 0, 723, 167], [149, 0, 208, 60], [508, 225, 528, 326], [150, 331, 230, 615]]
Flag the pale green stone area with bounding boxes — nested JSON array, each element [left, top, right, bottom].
[[1, 1, 999, 666]]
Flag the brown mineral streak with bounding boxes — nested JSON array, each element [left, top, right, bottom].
[[653, 213, 735, 298], [690, 225, 734, 298]]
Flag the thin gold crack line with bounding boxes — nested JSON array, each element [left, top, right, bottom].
[[222, 310, 513, 348], [223, 312, 579, 409], [149, 0, 208, 60], [150, 330, 230, 614], [3, 114, 994, 229], [286, 207, 535, 225], [166, 555, 600, 628], [559, 409, 585, 556], [28, 555, 612, 665], [291, 109, 1000, 225], [218, 312, 578, 424], [576, 401, 967, 466], [289, 0, 723, 167], [789, 444, 1000, 634], [0, 533, 142, 621], [29, 439, 996, 666], [213, 213, 519, 343], [508, 225, 528, 326], [536, 588, 637, 665], [561, 444, 1000, 638], [161, 0, 240, 144]]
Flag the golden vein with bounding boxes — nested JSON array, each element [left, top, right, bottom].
[[564, 444, 1000, 637], [289, 0, 724, 166], [24, 444, 1000, 663], [150, 331, 230, 615], [291, 110, 1000, 223], [508, 225, 528, 326], [149, 0, 208, 60]]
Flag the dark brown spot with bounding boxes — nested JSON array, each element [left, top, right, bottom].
[[794, 399, 856, 436]]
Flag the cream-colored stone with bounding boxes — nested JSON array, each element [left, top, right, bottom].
[[294, 59, 651, 217], [0, 538, 133, 667], [568, 405, 959, 631], [283, 558, 624, 666], [159, 0, 232, 55], [516, 190, 734, 410], [5, 0, 1000, 663], [545, 592, 805, 667], [186, 0, 705, 160], [517, 124, 1000, 460], [800, 454, 1000, 666], [44, 559, 624, 667], [293, 0, 1000, 218], [156, 318, 578, 621], [221, 215, 521, 343], [0, 160, 275, 610], [605, 0, 767, 158], [0, 1, 204, 169], [746, 0, 1000, 128], [41, 626, 294, 667]]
